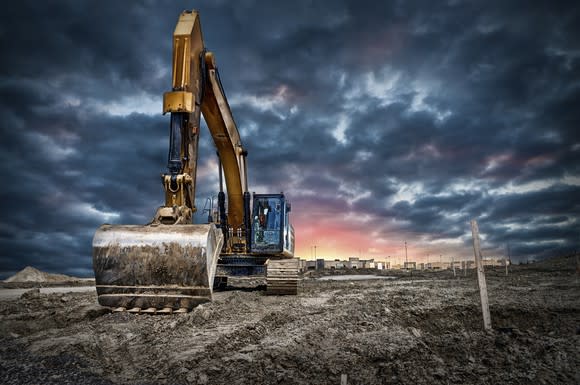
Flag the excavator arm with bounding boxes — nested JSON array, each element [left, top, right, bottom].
[[157, 11, 247, 240], [201, 52, 248, 231]]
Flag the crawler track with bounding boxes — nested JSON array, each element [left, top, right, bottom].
[[266, 258, 301, 295]]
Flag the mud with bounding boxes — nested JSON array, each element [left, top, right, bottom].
[[0, 256, 578, 385]]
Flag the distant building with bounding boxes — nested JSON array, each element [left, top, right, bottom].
[[301, 260, 316, 271], [448, 260, 461, 270], [426, 262, 446, 270], [482, 258, 507, 267], [324, 259, 346, 269], [376, 261, 390, 270], [348, 257, 361, 269], [299, 257, 512, 272], [298, 257, 401, 271], [461, 260, 475, 270], [361, 259, 375, 268]]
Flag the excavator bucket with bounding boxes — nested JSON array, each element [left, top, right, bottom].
[[92, 224, 223, 312]]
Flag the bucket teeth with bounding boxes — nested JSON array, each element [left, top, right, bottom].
[[109, 306, 178, 314]]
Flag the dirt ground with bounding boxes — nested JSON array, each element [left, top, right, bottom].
[[1, 256, 578, 385]]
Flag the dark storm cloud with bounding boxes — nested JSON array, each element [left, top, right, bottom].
[[1, 0, 579, 278]]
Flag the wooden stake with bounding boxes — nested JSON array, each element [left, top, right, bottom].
[[576, 254, 580, 283], [341, 374, 348, 385], [470, 220, 491, 330], [452, 256, 456, 277]]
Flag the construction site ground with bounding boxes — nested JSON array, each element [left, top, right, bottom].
[[1, 255, 578, 385]]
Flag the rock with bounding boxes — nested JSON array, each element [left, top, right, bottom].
[[494, 334, 509, 348], [186, 371, 208, 385], [20, 288, 41, 299], [79, 304, 110, 320], [433, 366, 447, 378], [409, 327, 422, 338]]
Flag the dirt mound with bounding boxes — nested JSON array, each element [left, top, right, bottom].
[[4, 266, 78, 283]]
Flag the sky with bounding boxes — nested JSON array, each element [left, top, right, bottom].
[[0, 0, 579, 278]]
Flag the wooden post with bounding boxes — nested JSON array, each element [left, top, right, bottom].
[[452, 256, 456, 277], [576, 253, 580, 283], [470, 220, 492, 330], [341, 374, 347, 385]]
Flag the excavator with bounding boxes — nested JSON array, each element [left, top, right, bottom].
[[92, 10, 299, 314]]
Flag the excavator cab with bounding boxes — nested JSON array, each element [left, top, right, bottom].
[[251, 194, 294, 257], [213, 193, 297, 295]]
